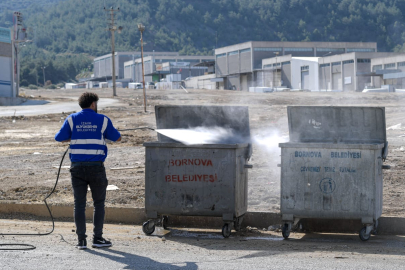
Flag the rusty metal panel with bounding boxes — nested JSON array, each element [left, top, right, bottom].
[[144, 143, 249, 219]]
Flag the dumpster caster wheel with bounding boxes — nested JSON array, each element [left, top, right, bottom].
[[282, 224, 290, 240], [359, 227, 370, 241], [222, 224, 232, 238], [162, 216, 169, 230], [142, 221, 155, 235]]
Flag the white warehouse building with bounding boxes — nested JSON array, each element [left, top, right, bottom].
[[261, 55, 320, 91]]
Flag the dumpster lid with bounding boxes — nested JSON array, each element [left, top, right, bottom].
[[287, 106, 386, 143], [154, 105, 251, 144]]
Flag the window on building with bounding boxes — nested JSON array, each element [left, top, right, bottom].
[[285, 47, 313, 52], [216, 53, 226, 59], [228, 51, 238, 56], [240, 48, 251, 53], [347, 48, 375, 52], [301, 65, 309, 71], [398, 62, 405, 67], [317, 48, 345, 52], [254, 47, 282, 52], [332, 62, 341, 66], [319, 63, 330, 68], [343, 60, 354, 64], [357, 59, 371, 63], [384, 63, 395, 69], [272, 63, 281, 67], [372, 65, 382, 71], [263, 64, 272, 69], [282, 61, 291, 65]]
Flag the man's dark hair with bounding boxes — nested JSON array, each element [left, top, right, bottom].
[[78, 92, 99, 108]]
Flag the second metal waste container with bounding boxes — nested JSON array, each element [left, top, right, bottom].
[[279, 106, 389, 241], [143, 105, 253, 238]]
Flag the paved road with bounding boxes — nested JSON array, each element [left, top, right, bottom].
[[0, 98, 121, 117], [1, 219, 404, 269]]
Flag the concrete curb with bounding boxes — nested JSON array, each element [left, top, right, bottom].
[[0, 203, 404, 235]]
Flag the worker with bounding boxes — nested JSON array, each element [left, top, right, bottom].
[[55, 92, 121, 250]]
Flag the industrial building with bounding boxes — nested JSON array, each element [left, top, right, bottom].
[[124, 55, 214, 83], [369, 55, 405, 90], [93, 41, 405, 92], [318, 52, 399, 91], [261, 55, 320, 90], [259, 52, 399, 92], [93, 51, 179, 81], [0, 27, 13, 98], [214, 41, 377, 91]]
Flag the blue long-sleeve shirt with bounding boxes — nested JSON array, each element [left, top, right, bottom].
[[55, 109, 121, 162]]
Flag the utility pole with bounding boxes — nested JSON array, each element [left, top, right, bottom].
[[138, 23, 146, 112], [12, 12, 26, 97], [104, 7, 123, 97], [41, 66, 46, 86]]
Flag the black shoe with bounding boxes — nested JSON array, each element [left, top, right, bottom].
[[92, 237, 112, 248], [76, 239, 87, 250]]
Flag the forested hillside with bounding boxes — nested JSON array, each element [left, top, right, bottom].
[[0, 0, 65, 27], [3, 0, 405, 85], [22, 0, 405, 55]]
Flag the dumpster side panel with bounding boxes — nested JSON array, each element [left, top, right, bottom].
[[280, 144, 383, 221], [145, 146, 246, 218], [234, 148, 249, 217], [374, 151, 383, 219]]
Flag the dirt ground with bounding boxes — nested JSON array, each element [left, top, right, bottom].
[[1, 88, 405, 217]]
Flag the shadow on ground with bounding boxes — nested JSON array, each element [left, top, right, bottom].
[[86, 248, 198, 270]]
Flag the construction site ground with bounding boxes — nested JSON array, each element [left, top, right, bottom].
[[1, 88, 405, 217]]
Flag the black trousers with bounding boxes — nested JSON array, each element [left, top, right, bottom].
[[70, 165, 108, 240]]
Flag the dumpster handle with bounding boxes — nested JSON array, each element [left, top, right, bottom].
[[244, 164, 253, 169], [382, 165, 390, 170]]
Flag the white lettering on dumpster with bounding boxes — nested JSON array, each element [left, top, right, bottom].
[[295, 151, 322, 158]]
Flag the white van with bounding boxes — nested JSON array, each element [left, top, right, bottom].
[[129, 83, 143, 89]]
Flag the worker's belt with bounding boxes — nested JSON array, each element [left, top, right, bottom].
[[71, 161, 104, 167]]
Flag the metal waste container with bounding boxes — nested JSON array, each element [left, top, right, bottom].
[[279, 106, 389, 241], [143, 105, 253, 238]]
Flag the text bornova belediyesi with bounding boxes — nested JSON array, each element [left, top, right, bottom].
[[295, 151, 362, 159]]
